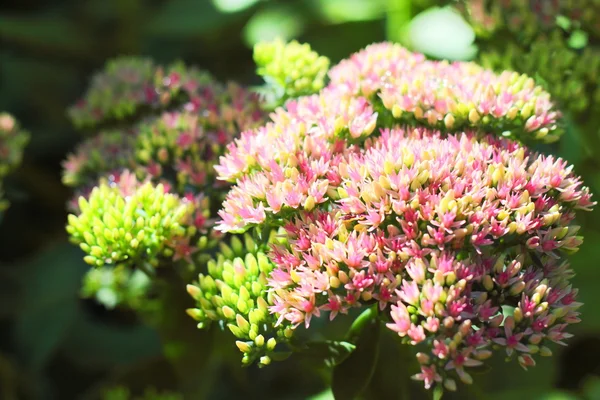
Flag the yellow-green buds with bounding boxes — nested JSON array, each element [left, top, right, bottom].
[[66, 177, 192, 269], [187, 232, 292, 366], [254, 39, 330, 104]]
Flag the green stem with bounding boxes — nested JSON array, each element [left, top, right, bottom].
[[386, 0, 412, 43], [138, 260, 156, 278]]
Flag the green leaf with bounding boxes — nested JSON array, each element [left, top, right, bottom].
[[12, 243, 88, 370], [346, 304, 378, 342], [583, 375, 600, 399], [269, 351, 293, 362], [61, 311, 162, 368], [212, 0, 260, 13], [308, 388, 335, 400], [0, 15, 94, 57], [568, 30, 588, 50], [433, 385, 444, 400], [144, 0, 233, 38], [408, 6, 477, 61], [310, 0, 385, 24], [302, 340, 356, 368], [332, 307, 381, 400], [242, 6, 304, 47], [556, 15, 572, 31]]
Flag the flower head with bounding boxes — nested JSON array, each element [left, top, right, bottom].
[[66, 173, 193, 269], [329, 43, 561, 143], [214, 42, 594, 389], [254, 39, 330, 104]]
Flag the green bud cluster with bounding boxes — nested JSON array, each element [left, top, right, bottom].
[[186, 232, 293, 366], [0, 112, 29, 212], [66, 180, 193, 269], [254, 39, 330, 102], [81, 264, 153, 310], [102, 386, 182, 400]]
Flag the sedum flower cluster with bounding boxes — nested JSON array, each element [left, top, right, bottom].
[[254, 39, 330, 107], [189, 42, 595, 392], [64, 57, 266, 307], [0, 112, 29, 213], [329, 42, 561, 143], [66, 178, 193, 269]]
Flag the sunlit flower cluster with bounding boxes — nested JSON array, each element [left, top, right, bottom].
[[329, 43, 561, 143], [0, 112, 29, 212], [209, 42, 595, 391], [66, 174, 194, 269], [267, 129, 590, 388]]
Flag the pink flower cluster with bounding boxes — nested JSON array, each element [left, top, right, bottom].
[[329, 43, 561, 143], [216, 88, 378, 231], [266, 129, 591, 388], [215, 42, 594, 391]]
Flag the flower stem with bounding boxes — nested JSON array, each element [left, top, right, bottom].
[[386, 0, 412, 43]]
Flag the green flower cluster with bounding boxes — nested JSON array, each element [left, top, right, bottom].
[[186, 232, 293, 366], [0, 112, 29, 212], [103, 386, 182, 400], [254, 39, 330, 104], [66, 179, 193, 269], [459, 0, 600, 40]]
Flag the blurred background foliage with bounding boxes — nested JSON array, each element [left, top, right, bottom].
[[0, 0, 599, 399]]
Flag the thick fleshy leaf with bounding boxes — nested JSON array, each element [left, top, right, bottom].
[[408, 7, 477, 61], [302, 341, 356, 368], [332, 306, 381, 399], [242, 6, 304, 47]]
